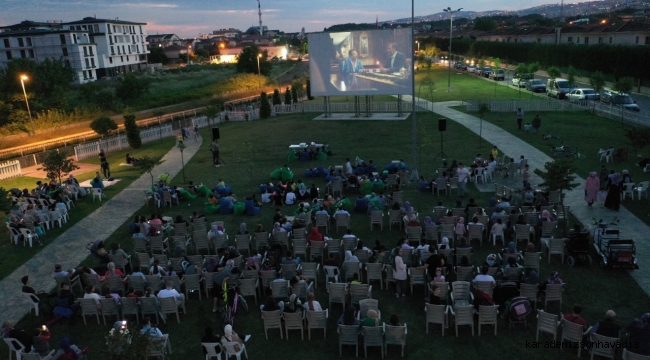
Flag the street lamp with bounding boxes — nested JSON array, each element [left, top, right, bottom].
[[19, 75, 34, 135], [187, 45, 191, 65], [256, 54, 262, 88], [443, 7, 463, 92], [415, 40, 420, 52]]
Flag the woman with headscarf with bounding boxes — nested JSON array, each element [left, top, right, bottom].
[[423, 216, 435, 228], [605, 172, 622, 211], [584, 171, 600, 206], [392, 248, 408, 298], [284, 294, 303, 314], [237, 223, 248, 235], [272, 222, 286, 235], [625, 313, 650, 355], [537, 210, 556, 230], [540, 270, 563, 291], [344, 250, 359, 263], [438, 237, 451, 250], [361, 309, 382, 327], [484, 253, 498, 268], [337, 306, 359, 325], [104, 262, 126, 279], [221, 324, 243, 351], [454, 217, 467, 238], [307, 227, 324, 244], [523, 270, 539, 285], [502, 241, 517, 255], [402, 201, 414, 213]]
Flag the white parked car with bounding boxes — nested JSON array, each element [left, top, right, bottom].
[[565, 88, 600, 102]]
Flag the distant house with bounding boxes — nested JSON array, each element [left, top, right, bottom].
[[210, 45, 288, 64], [163, 44, 189, 60], [475, 21, 650, 46], [146, 34, 181, 48]]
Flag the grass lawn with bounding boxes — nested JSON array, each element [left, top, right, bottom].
[[458, 107, 650, 226], [414, 66, 524, 103], [0, 137, 176, 280], [12, 113, 650, 360]]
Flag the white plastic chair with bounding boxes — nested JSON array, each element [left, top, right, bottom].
[[223, 341, 248, 360], [91, 188, 103, 201], [635, 181, 650, 200], [201, 342, 224, 360], [3, 338, 26, 360], [24, 292, 40, 316], [20, 228, 40, 247]]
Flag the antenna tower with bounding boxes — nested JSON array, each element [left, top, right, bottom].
[[258, 0, 263, 35]]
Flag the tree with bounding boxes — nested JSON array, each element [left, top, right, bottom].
[[534, 159, 579, 236], [272, 89, 282, 106], [148, 46, 169, 64], [624, 126, 650, 156], [284, 87, 292, 105], [115, 73, 150, 102], [124, 113, 141, 149], [493, 58, 502, 96], [138, 155, 165, 191], [291, 87, 298, 103], [546, 66, 561, 79], [306, 79, 314, 100], [567, 66, 579, 88], [38, 150, 80, 185], [204, 104, 221, 127], [614, 77, 634, 94], [0, 188, 11, 215], [478, 59, 486, 70], [236, 45, 272, 75], [90, 116, 118, 138], [527, 62, 540, 78], [514, 62, 528, 78], [259, 92, 272, 119], [589, 71, 605, 94], [474, 17, 497, 31]]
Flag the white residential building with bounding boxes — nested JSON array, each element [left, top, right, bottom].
[[0, 17, 150, 84]]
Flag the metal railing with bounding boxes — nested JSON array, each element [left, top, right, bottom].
[[0, 160, 22, 181], [74, 125, 173, 161]]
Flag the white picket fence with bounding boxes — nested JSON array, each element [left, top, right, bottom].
[[0, 160, 22, 181], [74, 125, 173, 161], [465, 100, 585, 112]]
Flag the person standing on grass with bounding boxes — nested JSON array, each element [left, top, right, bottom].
[[516, 108, 524, 130], [392, 248, 407, 298], [531, 113, 541, 134], [522, 165, 531, 188], [456, 163, 470, 197], [211, 140, 220, 167]]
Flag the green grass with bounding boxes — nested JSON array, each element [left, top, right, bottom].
[[12, 114, 650, 360], [459, 107, 650, 226], [0, 137, 176, 280], [415, 66, 526, 103]]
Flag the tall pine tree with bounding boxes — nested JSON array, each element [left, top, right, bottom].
[[124, 113, 142, 149], [260, 92, 272, 119]]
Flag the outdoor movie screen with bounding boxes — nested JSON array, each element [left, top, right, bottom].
[[308, 28, 413, 97]]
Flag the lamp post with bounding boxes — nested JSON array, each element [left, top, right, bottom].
[[187, 45, 191, 65], [177, 141, 186, 183], [256, 54, 262, 88], [443, 7, 463, 92], [416, 40, 420, 52], [19, 75, 34, 135]]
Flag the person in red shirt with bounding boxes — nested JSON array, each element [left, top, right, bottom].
[[307, 227, 324, 243], [564, 304, 589, 330]]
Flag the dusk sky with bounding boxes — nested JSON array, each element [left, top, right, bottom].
[[2, 0, 579, 37]]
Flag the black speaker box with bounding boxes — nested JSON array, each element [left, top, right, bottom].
[[438, 119, 447, 132], [211, 128, 220, 141]]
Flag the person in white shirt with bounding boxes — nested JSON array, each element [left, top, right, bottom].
[[334, 206, 351, 219], [84, 285, 103, 308], [306, 292, 323, 311], [157, 281, 185, 307], [456, 163, 470, 197], [315, 206, 329, 217], [342, 229, 356, 240], [473, 265, 496, 286], [345, 158, 353, 175], [285, 191, 297, 205]]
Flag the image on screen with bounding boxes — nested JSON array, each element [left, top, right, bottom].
[[308, 28, 413, 97]]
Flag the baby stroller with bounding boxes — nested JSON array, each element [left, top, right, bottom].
[[506, 296, 533, 329], [86, 239, 110, 264], [566, 229, 592, 266]]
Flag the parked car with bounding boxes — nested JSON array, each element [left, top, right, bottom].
[[454, 62, 464, 69], [474, 67, 484, 75], [565, 88, 600, 102], [512, 73, 533, 87], [482, 67, 492, 78], [601, 88, 640, 112], [546, 78, 574, 99], [490, 69, 505, 81], [467, 66, 477, 73], [525, 79, 547, 93]]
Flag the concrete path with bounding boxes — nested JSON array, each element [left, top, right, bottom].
[[406, 96, 650, 297], [1, 136, 203, 324]]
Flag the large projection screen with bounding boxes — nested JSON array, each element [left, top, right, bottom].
[[308, 28, 413, 96]]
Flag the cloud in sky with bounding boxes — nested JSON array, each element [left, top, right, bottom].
[[1, 0, 593, 37]]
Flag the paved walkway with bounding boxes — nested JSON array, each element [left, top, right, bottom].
[[1, 136, 203, 324], [406, 96, 650, 298]]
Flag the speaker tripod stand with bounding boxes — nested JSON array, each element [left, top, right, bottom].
[[433, 120, 448, 161]]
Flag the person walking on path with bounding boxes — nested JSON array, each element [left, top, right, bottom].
[[584, 171, 600, 206], [532, 113, 541, 134], [457, 163, 470, 197], [604, 172, 622, 211], [516, 108, 524, 130]]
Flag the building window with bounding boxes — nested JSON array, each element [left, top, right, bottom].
[[20, 50, 26, 58], [89, 47, 94, 56], [62, 47, 68, 56], [3, 39, 9, 48], [76, 26, 81, 30], [598, 37, 603, 44], [139, 26, 143, 34], [18, 38, 24, 47], [109, 57, 113, 64], [6, 51, 12, 60], [113, 25, 116, 33], [117, 47, 121, 55], [127, 56, 129, 61], [122, 45, 125, 54], [26, 38, 32, 46], [636, 36, 639, 45], [136, 45, 139, 53], [584, 37, 589, 44], [83, 71, 88, 80], [28, 49, 34, 58], [73, 34, 77, 44], [93, 24, 99, 33], [121, 56, 124, 62], [83, 46, 88, 57], [109, 36, 113, 45], [91, 58, 95, 68], [107, 24, 112, 34], [609, 37, 612, 44], [568, 36, 573, 43], [60, 34, 66, 45], [85, 58, 90, 68], [82, 25, 87, 30], [646, 36, 650, 45], [576, 37, 580, 44]]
